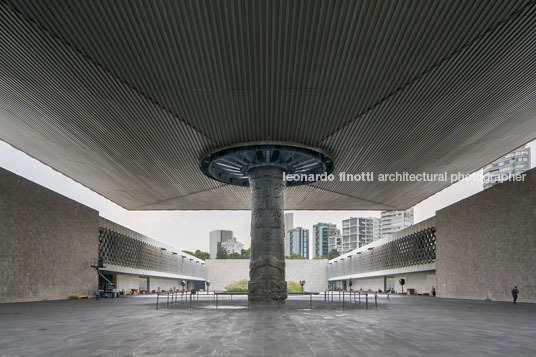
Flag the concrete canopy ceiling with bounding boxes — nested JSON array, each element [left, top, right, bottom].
[[1, 0, 536, 210]]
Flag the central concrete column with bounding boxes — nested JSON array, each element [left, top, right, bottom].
[[248, 166, 287, 303]]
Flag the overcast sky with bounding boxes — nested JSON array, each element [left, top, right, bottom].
[[1, 139, 534, 256]]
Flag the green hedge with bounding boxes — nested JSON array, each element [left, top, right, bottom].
[[287, 281, 303, 293], [224, 280, 248, 292]]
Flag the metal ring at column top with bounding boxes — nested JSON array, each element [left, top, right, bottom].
[[200, 142, 334, 187]]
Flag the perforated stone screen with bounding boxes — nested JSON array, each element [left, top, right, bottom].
[[98, 227, 205, 279], [328, 226, 436, 278]]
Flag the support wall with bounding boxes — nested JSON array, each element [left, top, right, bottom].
[[0, 168, 99, 303], [436, 167, 536, 302]]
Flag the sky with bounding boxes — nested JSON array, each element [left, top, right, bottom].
[[1, 139, 535, 256]]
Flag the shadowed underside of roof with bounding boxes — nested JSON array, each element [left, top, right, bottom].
[[1, 0, 535, 210]]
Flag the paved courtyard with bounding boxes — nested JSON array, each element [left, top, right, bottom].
[[0, 294, 534, 356]]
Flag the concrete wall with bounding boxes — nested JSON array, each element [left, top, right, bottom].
[[436, 167, 536, 303], [0, 168, 99, 302], [286, 259, 328, 292], [115, 274, 141, 292], [205, 259, 328, 292], [206, 259, 249, 291], [149, 277, 183, 292], [113, 273, 201, 292], [348, 271, 436, 293]]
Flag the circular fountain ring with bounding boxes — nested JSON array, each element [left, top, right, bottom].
[[200, 142, 334, 187]]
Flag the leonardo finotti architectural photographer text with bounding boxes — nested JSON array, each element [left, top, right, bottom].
[[283, 171, 527, 184]]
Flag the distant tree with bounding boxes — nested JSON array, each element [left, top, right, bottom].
[[194, 249, 210, 260], [182, 250, 210, 260], [216, 247, 228, 259], [313, 256, 327, 260], [227, 252, 241, 259], [240, 248, 251, 259], [289, 253, 306, 259], [327, 249, 340, 260]]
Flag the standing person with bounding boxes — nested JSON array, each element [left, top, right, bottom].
[[511, 286, 519, 304]]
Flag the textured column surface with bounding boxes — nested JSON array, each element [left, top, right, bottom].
[[248, 166, 287, 303]]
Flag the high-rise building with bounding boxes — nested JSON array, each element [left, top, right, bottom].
[[209, 229, 233, 258], [483, 147, 531, 189], [380, 209, 414, 238], [221, 237, 244, 254], [284, 213, 294, 233], [328, 230, 342, 253], [342, 217, 380, 252], [312, 223, 337, 258], [285, 227, 309, 259]]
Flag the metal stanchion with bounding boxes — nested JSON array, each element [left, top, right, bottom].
[[216, 293, 218, 310], [358, 291, 361, 305], [342, 292, 345, 309], [167, 292, 169, 307], [156, 293, 159, 309], [366, 293, 368, 309], [189, 293, 192, 309], [310, 293, 312, 309], [375, 294, 377, 309]]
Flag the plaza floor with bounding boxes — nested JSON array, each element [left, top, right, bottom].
[[0, 294, 534, 356]]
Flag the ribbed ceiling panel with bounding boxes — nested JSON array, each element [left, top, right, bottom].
[[0, 2, 220, 209], [317, 2, 536, 208], [5, 0, 528, 145], [1, 0, 536, 210]]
